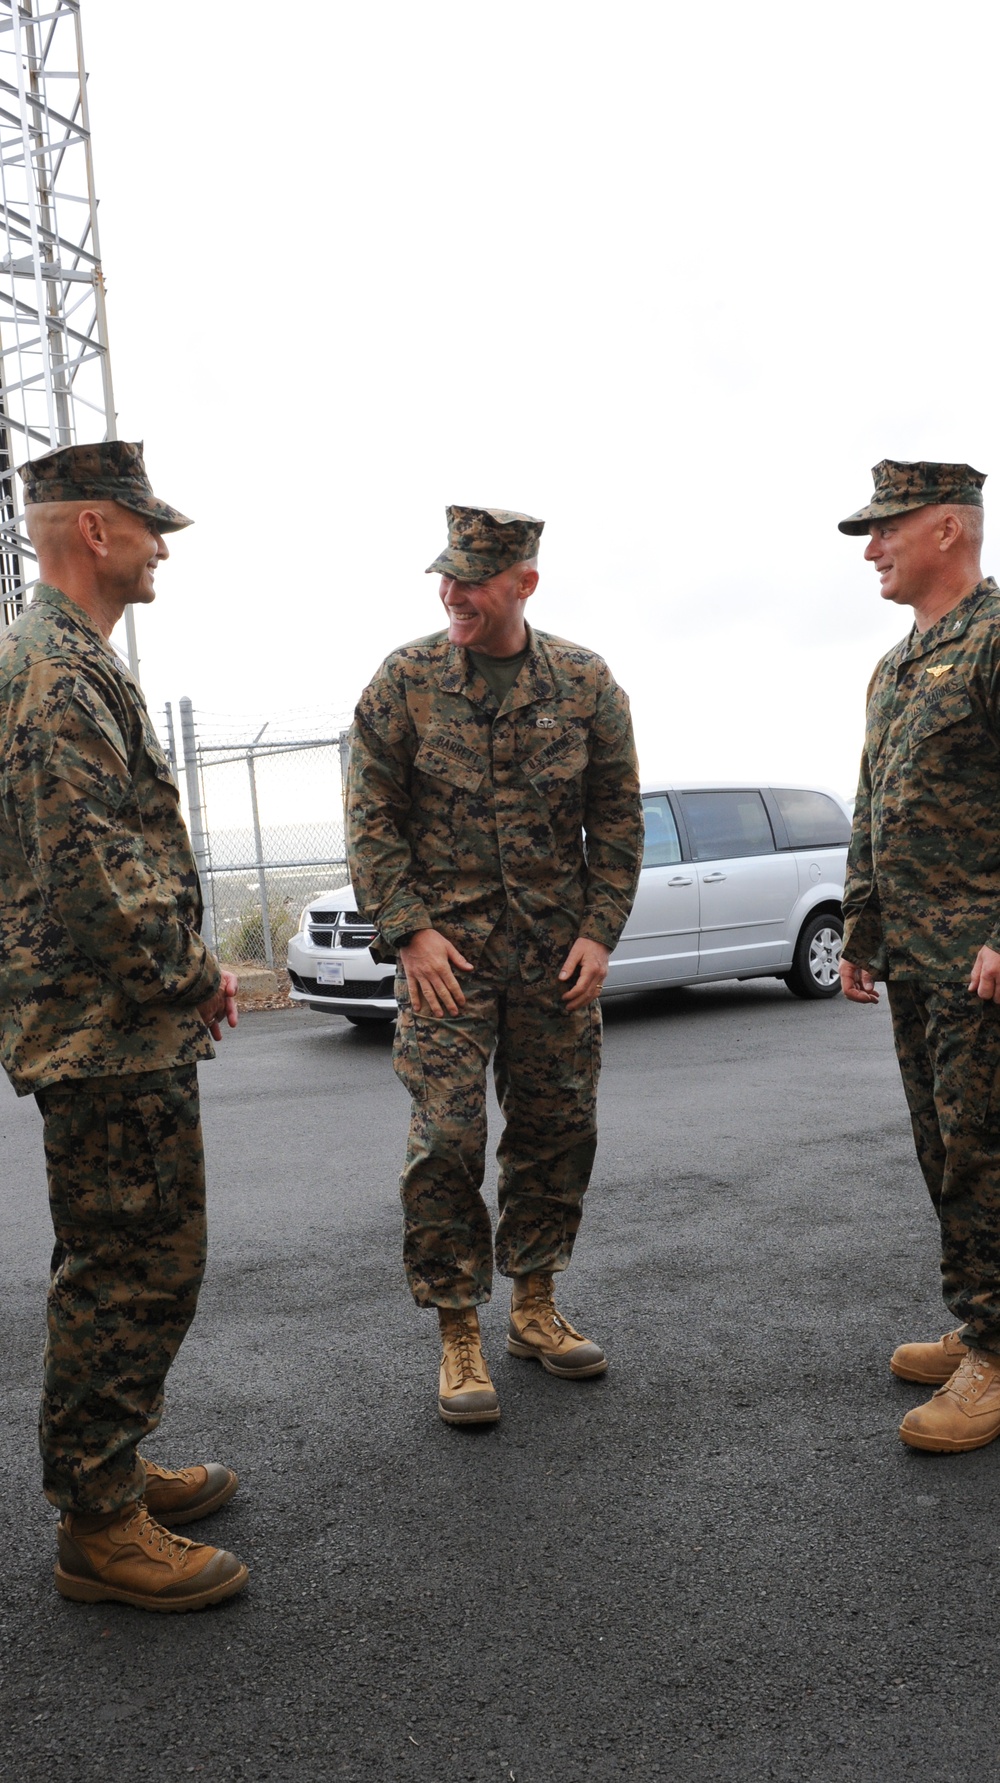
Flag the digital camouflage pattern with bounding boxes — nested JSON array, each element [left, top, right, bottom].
[[18, 440, 193, 531], [349, 619, 640, 1309], [838, 458, 986, 535], [425, 505, 544, 581], [36, 1065, 208, 1512], [392, 921, 601, 1307], [843, 579, 1000, 979], [347, 623, 643, 973], [0, 584, 220, 1094], [887, 983, 1000, 1355]]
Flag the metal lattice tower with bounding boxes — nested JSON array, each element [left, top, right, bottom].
[[0, 0, 135, 669]]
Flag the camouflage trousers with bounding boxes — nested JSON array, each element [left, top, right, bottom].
[[392, 923, 602, 1308], [888, 980, 1000, 1355], [34, 1064, 207, 1514]]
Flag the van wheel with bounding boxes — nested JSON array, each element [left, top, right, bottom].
[[783, 912, 843, 999]]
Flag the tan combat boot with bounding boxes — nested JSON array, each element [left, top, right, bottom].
[[899, 1348, 1000, 1453], [438, 1307, 500, 1425], [890, 1328, 969, 1384], [55, 1501, 249, 1612], [141, 1457, 239, 1526], [507, 1272, 608, 1379]]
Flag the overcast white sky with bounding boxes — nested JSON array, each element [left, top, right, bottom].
[[81, 0, 999, 799]]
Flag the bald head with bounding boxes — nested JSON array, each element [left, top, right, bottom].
[[25, 498, 118, 566]]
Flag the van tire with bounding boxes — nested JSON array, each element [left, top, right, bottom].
[[783, 912, 844, 1000]]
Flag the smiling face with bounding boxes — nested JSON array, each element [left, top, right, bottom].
[[438, 560, 538, 656], [863, 507, 946, 608], [106, 503, 170, 606]]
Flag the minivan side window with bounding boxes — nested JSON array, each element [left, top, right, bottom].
[[641, 795, 682, 867], [772, 787, 851, 848], [681, 789, 775, 861]]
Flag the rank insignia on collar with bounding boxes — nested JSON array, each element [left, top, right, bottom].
[[536, 716, 557, 728], [925, 664, 954, 678]]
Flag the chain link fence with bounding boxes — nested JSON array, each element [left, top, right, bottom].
[[166, 703, 353, 969]]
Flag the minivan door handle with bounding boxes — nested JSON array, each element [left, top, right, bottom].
[[667, 875, 693, 886], [702, 871, 727, 882]]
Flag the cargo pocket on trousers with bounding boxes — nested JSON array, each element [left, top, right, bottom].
[[972, 1005, 1000, 1133], [38, 1090, 115, 1233], [577, 1000, 603, 1099], [392, 974, 427, 1103], [108, 1090, 181, 1226]]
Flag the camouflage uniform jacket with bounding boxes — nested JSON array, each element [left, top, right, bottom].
[[0, 585, 220, 1094], [347, 624, 643, 977], [843, 576, 1000, 980]]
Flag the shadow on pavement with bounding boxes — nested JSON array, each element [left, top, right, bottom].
[[601, 975, 806, 1025]]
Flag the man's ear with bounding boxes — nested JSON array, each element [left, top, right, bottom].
[[519, 567, 539, 601], [938, 513, 963, 554], [77, 507, 110, 559]]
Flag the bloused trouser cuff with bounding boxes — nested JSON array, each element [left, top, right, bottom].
[[391, 946, 601, 1310], [35, 1064, 208, 1514], [888, 980, 1000, 1354]]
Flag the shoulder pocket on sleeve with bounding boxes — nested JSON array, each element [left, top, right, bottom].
[[46, 674, 130, 802]]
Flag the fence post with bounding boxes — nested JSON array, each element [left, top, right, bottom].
[[246, 745, 274, 969], [339, 728, 351, 836], [179, 697, 217, 953], [163, 701, 178, 779]]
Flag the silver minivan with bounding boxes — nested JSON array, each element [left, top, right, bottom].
[[604, 781, 848, 1000], [286, 781, 850, 1022]]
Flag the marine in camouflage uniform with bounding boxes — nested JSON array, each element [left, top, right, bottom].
[[0, 443, 246, 1609], [347, 506, 642, 1422], [840, 458, 1000, 1453]]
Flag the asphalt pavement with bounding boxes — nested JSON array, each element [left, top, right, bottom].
[[1, 978, 993, 1782]]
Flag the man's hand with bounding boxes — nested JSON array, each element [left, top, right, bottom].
[[839, 959, 879, 1004], [969, 946, 1000, 1002], [198, 969, 239, 1039], [559, 937, 610, 1012], [399, 929, 473, 1016]]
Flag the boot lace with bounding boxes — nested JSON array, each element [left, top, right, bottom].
[[514, 1279, 583, 1346], [122, 1505, 195, 1561], [441, 1311, 488, 1385], [142, 1459, 194, 1485], [944, 1352, 995, 1404]]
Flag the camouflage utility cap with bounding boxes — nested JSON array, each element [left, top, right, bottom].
[[838, 459, 986, 536], [18, 441, 192, 531], [426, 506, 544, 581]]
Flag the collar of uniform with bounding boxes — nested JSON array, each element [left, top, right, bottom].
[[504, 626, 555, 710], [30, 581, 118, 657], [900, 577, 999, 662], [437, 622, 555, 708]]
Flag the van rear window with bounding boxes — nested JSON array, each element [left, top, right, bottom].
[[773, 788, 851, 848]]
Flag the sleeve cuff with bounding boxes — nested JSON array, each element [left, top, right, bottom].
[[378, 904, 433, 948], [173, 955, 222, 1008], [579, 911, 625, 950]]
